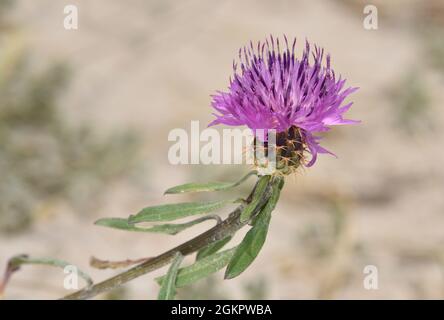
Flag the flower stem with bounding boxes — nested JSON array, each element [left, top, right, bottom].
[[62, 176, 278, 300]]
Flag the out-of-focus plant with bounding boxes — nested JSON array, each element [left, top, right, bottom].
[[176, 275, 268, 300], [0, 36, 141, 233], [388, 70, 432, 134], [294, 192, 355, 298], [2, 36, 358, 300], [176, 276, 229, 300], [0, 0, 12, 23]]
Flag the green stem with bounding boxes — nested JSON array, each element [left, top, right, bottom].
[[62, 175, 276, 300]]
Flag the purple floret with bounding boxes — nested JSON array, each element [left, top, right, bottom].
[[210, 36, 359, 166]]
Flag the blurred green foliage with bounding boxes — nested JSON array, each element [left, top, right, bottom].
[[0, 40, 141, 234], [389, 70, 432, 134], [242, 277, 268, 300], [423, 28, 444, 74]]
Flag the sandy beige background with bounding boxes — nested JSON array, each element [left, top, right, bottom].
[[1, 0, 444, 299]]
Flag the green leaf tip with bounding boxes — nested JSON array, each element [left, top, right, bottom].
[[225, 177, 284, 279], [1, 255, 93, 295], [157, 252, 184, 300]]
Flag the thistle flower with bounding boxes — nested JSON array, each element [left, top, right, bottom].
[[210, 36, 359, 169]]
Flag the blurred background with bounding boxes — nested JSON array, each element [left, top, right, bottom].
[[1, 0, 444, 299]]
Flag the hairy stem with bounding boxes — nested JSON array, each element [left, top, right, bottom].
[[62, 176, 276, 300]]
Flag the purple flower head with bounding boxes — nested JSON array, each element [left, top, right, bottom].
[[210, 36, 359, 167]]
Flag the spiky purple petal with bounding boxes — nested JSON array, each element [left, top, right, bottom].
[[210, 36, 359, 166]]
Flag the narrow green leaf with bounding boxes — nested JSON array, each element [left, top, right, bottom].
[[196, 236, 232, 261], [128, 200, 233, 223], [4, 255, 93, 289], [225, 177, 284, 279], [239, 175, 271, 223], [95, 215, 220, 235], [157, 252, 184, 300], [156, 248, 236, 288], [164, 171, 257, 194]]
